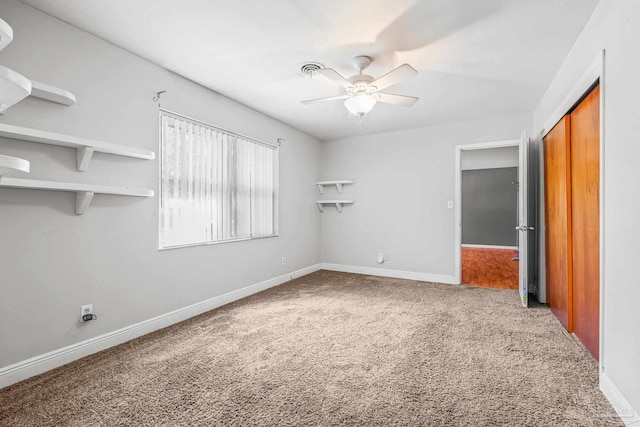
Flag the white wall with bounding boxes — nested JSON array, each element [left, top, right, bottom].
[[320, 114, 530, 280], [460, 146, 519, 171], [533, 0, 640, 416], [0, 0, 321, 368]]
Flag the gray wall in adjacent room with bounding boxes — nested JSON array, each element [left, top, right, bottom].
[[461, 168, 517, 246]]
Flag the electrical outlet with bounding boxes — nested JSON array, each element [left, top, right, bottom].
[[80, 304, 93, 322], [282, 257, 287, 266], [377, 253, 384, 264], [447, 200, 454, 209]]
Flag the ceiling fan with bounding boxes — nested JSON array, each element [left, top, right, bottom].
[[301, 56, 419, 119]]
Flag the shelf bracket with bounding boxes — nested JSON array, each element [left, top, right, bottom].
[[76, 146, 94, 172], [75, 191, 95, 215], [336, 202, 343, 213], [336, 183, 344, 193], [316, 184, 325, 194], [316, 202, 324, 212]]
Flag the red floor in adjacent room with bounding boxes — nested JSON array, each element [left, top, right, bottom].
[[461, 246, 519, 290]]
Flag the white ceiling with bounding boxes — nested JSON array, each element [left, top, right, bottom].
[[20, 0, 598, 141]]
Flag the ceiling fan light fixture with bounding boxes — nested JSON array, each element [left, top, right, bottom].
[[344, 93, 376, 118]]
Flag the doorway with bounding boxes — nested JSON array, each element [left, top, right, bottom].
[[455, 140, 522, 290], [460, 148, 519, 289]]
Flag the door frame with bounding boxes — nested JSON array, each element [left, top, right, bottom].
[[454, 139, 520, 285], [539, 50, 605, 372]]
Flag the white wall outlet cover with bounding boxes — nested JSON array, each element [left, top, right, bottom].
[[447, 200, 454, 209], [80, 304, 93, 322], [377, 253, 384, 263]]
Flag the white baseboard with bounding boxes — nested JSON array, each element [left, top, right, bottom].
[[600, 371, 640, 425], [0, 263, 322, 389], [321, 263, 458, 285], [461, 244, 517, 250]]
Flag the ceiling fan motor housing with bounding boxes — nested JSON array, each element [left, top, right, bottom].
[[347, 74, 376, 95]]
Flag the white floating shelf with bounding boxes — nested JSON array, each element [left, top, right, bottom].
[[316, 200, 354, 213], [0, 177, 154, 215], [0, 18, 13, 52], [316, 180, 354, 194], [0, 65, 32, 114], [0, 154, 30, 176], [0, 123, 155, 171], [0, 67, 77, 113], [30, 80, 76, 106]]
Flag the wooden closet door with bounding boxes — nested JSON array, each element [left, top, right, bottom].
[[543, 116, 572, 331], [570, 84, 600, 360]]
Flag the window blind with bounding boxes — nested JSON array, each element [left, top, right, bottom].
[[159, 111, 279, 249]]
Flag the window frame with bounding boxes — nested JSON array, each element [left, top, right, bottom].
[[158, 109, 279, 250]]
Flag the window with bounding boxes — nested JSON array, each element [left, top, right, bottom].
[[159, 111, 279, 249]]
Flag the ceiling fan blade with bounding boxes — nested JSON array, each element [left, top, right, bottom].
[[376, 93, 419, 107], [314, 68, 353, 89], [370, 64, 418, 91], [301, 95, 350, 105]]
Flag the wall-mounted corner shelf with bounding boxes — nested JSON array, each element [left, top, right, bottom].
[[316, 200, 354, 213], [0, 123, 155, 171], [0, 18, 13, 52], [0, 65, 32, 114], [0, 177, 154, 215], [30, 80, 77, 106], [0, 71, 77, 113], [316, 180, 354, 194], [0, 154, 30, 176], [0, 18, 75, 109]]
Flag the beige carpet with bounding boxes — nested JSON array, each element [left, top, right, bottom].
[[0, 271, 621, 426]]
